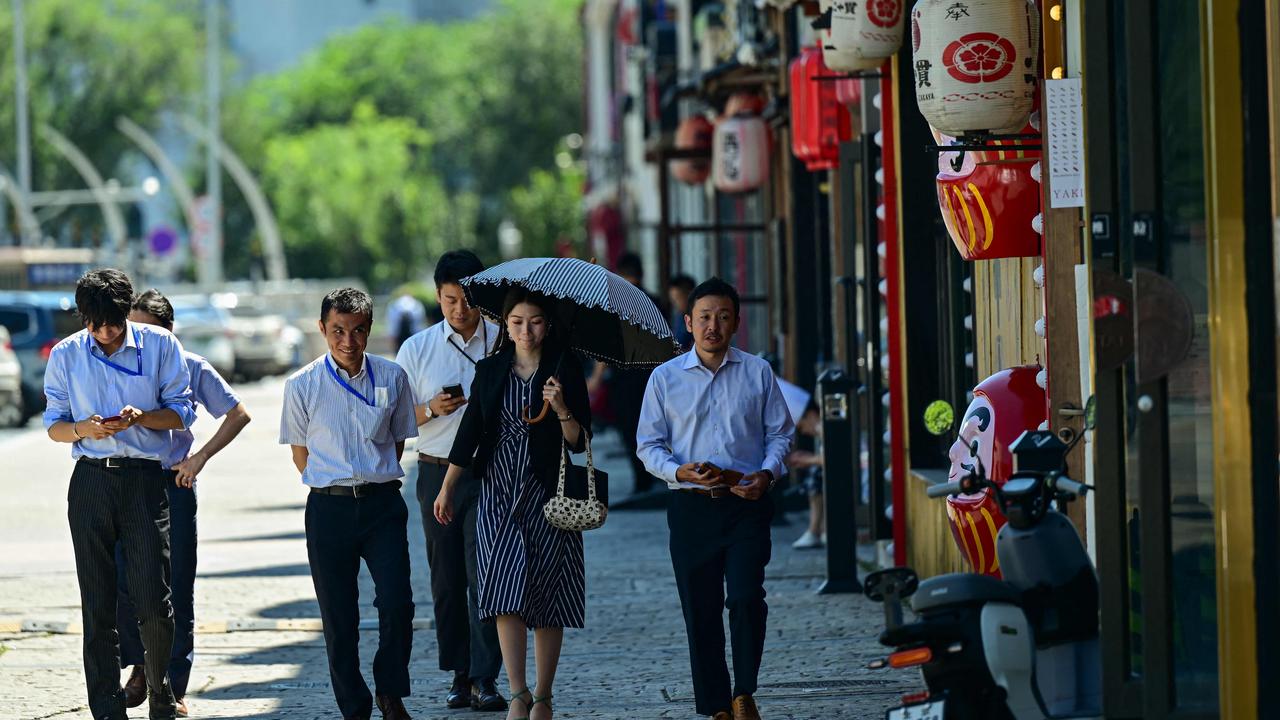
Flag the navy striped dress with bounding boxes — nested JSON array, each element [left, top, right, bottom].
[[475, 369, 586, 628]]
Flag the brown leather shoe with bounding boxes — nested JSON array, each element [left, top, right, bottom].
[[123, 665, 147, 708], [711, 713, 733, 720], [732, 694, 762, 720], [375, 695, 412, 720], [174, 697, 189, 718]]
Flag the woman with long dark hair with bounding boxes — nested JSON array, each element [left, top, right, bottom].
[[434, 287, 591, 720]]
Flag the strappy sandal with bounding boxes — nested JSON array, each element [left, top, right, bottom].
[[531, 693, 553, 718], [509, 688, 533, 720]]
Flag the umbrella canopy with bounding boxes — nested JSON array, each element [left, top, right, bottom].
[[461, 257, 681, 368]]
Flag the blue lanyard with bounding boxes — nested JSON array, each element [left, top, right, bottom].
[[89, 328, 143, 377], [325, 356, 376, 407]]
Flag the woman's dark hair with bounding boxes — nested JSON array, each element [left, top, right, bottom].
[[75, 268, 134, 329], [686, 276, 740, 317], [321, 287, 374, 324], [434, 250, 485, 289], [498, 286, 557, 350], [131, 289, 175, 330]]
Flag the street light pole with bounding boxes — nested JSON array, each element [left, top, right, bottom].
[[203, 0, 223, 286], [13, 0, 32, 244]]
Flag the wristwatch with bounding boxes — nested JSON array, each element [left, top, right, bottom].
[[424, 403, 434, 421], [763, 469, 776, 490]]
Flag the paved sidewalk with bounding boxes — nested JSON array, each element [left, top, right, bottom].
[[0, 379, 917, 719]]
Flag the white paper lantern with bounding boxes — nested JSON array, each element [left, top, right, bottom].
[[819, 0, 907, 73], [713, 115, 770, 193], [911, 0, 1040, 135]]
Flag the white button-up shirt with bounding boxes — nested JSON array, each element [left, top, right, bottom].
[[394, 318, 499, 458], [636, 347, 795, 489]]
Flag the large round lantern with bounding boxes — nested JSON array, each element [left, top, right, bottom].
[[819, 0, 906, 73], [714, 114, 770, 193], [673, 115, 715, 185], [933, 120, 1042, 260], [945, 366, 1046, 578], [790, 46, 851, 171], [911, 0, 1039, 136]]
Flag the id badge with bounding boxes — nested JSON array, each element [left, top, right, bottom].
[[375, 386, 389, 408]]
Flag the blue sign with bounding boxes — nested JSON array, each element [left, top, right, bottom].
[[27, 263, 91, 287], [148, 225, 179, 256]]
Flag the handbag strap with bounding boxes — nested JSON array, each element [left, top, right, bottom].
[[555, 422, 597, 504]]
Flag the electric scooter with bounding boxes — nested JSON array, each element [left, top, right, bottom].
[[863, 426, 1102, 720]]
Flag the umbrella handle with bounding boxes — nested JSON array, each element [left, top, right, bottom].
[[524, 400, 551, 424]]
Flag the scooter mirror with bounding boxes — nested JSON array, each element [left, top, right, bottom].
[[864, 567, 920, 602], [924, 400, 954, 436]]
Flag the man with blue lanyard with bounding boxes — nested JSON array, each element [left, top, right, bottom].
[[43, 269, 196, 720], [280, 288, 419, 720], [116, 290, 252, 718]]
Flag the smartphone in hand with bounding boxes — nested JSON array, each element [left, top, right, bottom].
[[99, 415, 123, 424], [442, 384, 465, 400]]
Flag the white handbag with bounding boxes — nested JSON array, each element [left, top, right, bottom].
[[543, 431, 608, 532]]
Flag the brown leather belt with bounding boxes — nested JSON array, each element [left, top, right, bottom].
[[678, 485, 732, 499], [418, 453, 449, 466]]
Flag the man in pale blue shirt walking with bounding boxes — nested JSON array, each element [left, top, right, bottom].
[[43, 268, 195, 720], [636, 278, 794, 720], [280, 288, 418, 720]]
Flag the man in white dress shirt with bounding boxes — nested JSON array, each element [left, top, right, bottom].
[[394, 251, 505, 712]]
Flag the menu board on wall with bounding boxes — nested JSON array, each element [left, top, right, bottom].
[[1045, 78, 1086, 209]]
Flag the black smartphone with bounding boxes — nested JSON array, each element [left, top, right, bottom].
[[442, 384, 465, 399], [99, 415, 123, 424]]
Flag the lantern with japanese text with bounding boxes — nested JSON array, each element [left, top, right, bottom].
[[789, 46, 852, 171], [932, 118, 1042, 259], [945, 366, 1046, 578], [911, 0, 1039, 136], [673, 115, 715, 185], [714, 114, 770, 193], [819, 0, 906, 72]]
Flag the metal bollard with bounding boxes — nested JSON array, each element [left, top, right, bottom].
[[817, 367, 862, 594]]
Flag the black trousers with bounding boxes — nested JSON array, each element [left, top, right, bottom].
[[668, 491, 773, 717], [68, 460, 176, 720], [117, 482, 197, 697], [416, 461, 502, 681], [306, 486, 415, 719]]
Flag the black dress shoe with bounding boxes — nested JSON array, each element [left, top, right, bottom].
[[446, 671, 471, 709], [470, 678, 507, 712], [376, 694, 412, 720], [123, 665, 147, 708]]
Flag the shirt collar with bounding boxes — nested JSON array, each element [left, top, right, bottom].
[[444, 319, 488, 348], [681, 346, 743, 372], [327, 352, 368, 380], [88, 321, 141, 356]]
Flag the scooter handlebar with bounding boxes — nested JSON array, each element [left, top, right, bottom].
[[927, 481, 962, 499], [1053, 476, 1089, 498]]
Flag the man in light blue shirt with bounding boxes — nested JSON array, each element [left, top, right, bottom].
[[115, 289, 251, 717], [279, 288, 418, 720], [636, 278, 793, 720], [43, 268, 195, 720]]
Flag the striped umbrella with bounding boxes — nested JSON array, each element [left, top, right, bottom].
[[461, 256, 681, 370]]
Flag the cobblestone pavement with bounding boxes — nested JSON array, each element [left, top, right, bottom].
[[0, 378, 919, 719]]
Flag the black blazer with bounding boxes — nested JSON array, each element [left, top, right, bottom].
[[447, 342, 592, 496]]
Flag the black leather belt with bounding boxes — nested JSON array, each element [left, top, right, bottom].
[[311, 480, 402, 498], [418, 453, 450, 466], [78, 457, 162, 470]]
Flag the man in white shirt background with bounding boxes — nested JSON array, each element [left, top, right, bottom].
[[394, 251, 506, 712]]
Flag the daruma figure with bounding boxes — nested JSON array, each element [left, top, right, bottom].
[[946, 366, 1045, 577]]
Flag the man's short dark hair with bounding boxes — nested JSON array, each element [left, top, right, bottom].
[[616, 252, 644, 282], [686, 277, 740, 317], [433, 250, 485, 289], [669, 274, 696, 294], [75, 268, 134, 329], [132, 289, 175, 331], [321, 288, 374, 324]]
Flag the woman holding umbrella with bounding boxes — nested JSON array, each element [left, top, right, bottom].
[[434, 287, 591, 720]]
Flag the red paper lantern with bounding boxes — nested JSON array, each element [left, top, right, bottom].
[[672, 115, 714, 185], [789, 46, 852, 172], [835, 77, 862, 106], [725, 92, 766, 118], [714, 114, 770, 193]]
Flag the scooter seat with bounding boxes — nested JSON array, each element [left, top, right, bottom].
[[911, 573, 1021, 613]]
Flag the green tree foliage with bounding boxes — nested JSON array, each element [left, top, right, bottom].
[[0, 0, 202, 243], [224, 0, 584, 286]]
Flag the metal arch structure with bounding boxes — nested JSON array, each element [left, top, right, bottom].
[[0, 164, 42, 246], [39, 124, 129, 265], [178, 115, 289, 282], [116, 117, 198, 232]]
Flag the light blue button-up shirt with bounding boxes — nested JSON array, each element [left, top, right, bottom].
[[43, 321, 196, 461], [637, 347, 795, 489], [162, 351, 241, 469], [279, 352, 418, 487]]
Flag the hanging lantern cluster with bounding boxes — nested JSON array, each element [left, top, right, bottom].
[[818, 0, 907, 73], [932, 116, 1042, 260], [714, 93, 770, 193], [911, 0, 1040, 136], [789, 46, 852, 172], [673, 115, 715, 186]]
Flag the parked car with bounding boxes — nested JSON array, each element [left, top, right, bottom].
[[0, 326, 24, 427], [170, 298, 237, 380], [221, 299, 297, 380], [0, 291, 82, 422]]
